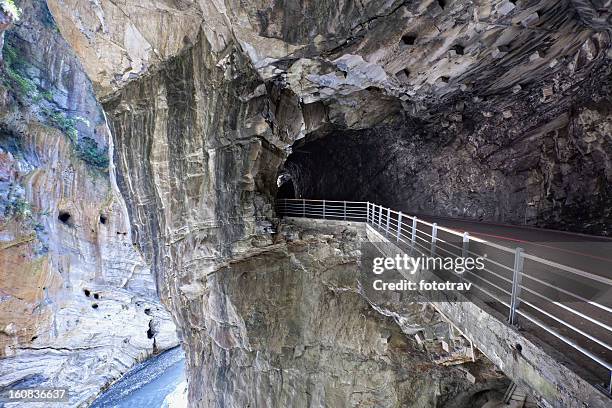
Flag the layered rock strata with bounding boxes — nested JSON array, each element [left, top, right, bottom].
[[0, 1, 178, 406]]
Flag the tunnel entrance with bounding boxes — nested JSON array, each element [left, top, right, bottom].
[[274, 124, 610, 236], [276, 175, 296, 199], [275, 128, 391, 205]]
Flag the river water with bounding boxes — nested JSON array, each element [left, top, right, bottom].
[[90, 347, 186, 408]]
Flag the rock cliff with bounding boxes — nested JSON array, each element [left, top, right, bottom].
[[184, 218, 509, 406], [48, 0, 612, 235], [0, 1, 177, 406], [13, 0, 611, 406]]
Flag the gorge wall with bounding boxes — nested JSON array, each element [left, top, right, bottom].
[[0, 1, 177, 406], [36, 0, 612, 406]]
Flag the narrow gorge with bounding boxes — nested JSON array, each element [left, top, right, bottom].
[[0, 0, 611, 407]]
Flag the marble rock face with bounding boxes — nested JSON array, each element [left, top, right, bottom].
[[0, 1, 178, 406], [183, 220, 508, 406], [31, 0, 612, 406], [48, 0, 612, 234]]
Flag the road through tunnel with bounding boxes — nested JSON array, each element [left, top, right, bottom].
[[277, 108, 612, 236]]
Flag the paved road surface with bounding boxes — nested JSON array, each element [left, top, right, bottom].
[[418, 214, 612, 279]]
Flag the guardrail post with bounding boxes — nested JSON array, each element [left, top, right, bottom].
[[302, 199, 305, 217], [462, 232, 469, 258], [378, 206, 383, 229], [385, 208, 390, 237], [508, 247, 524, 326], [366, 202, 370, 223], [323, 200, 326, 219], [397, 212, 402, 242], [372, 204, 378, 227], [374, 205, 378, 226], [410, 216, 417, 255], [373, 205, 376, 226], [431, 223, 438, 256], [343, 201, 347, 221]]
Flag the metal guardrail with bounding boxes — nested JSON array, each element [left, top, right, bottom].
[[275, 198, 612, 394]]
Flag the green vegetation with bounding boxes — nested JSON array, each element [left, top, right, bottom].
[[76, 137, 109, 169], [2, 41, 109, 171], [3, 44, 54, 102], [0, 0, 21, 20], [2, 44, 38, 97], [44, 108, 79, 142], [3, 197, 47, 236], [44, 110, 108, 168], [4, 197, 32, 219], [39, 90, 54, 102]]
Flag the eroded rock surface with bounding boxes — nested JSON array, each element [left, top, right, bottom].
[[49, 0, 612, 235], [0, 1, 177, 406], [43, 0, 612, 406], [185, 219, 508, 406]]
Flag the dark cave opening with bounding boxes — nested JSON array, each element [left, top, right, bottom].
[[401, 34, 417, 46], [276, 177, 296, 199], [276, 130, 386, 205], [58, 211, 72, 225], [275, 124, 611, 236], [146, 320, 156, 339], [451, 44, 465, 55]]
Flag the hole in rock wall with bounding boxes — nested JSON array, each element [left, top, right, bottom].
[[91, 303, 99, 309], [275, 133, 374, 204], [438, 0, 447, 9], [83, 289, 91, 297], [274, 123, 610, 236], [452, 44, 465, 55], [58, 211, 72, 225], [93, 293, 99, 299], [401, 34, 417, 46], [99, 215, 107, 224], [146, 320, 156, 339]]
